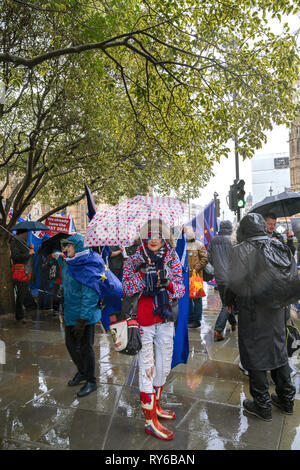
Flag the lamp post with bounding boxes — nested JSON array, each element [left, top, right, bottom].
[[234, 135, 241, 222]]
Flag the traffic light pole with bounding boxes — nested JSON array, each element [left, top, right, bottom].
[[234, 135, 241, 222]]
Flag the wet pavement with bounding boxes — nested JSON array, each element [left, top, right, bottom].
[[0, 285, 299, 451]]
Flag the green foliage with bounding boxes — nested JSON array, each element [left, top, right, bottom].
[[0, 0, 299, 223]]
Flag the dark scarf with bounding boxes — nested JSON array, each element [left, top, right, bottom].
[[142, 246, 173, 321]]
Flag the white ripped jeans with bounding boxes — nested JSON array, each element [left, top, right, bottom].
[[138, 322, 174, 393]]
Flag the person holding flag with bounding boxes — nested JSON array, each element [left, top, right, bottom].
[[60, 234, 123, 398], [122, 219, 185, 441]]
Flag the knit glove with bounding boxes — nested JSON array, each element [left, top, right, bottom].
[[132, 254, 147, 272], [72, 318, 87, 341]]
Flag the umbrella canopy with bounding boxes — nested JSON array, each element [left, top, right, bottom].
[[11, 220, 49, 232], [39, 233, 66, 257], [84, 196, 185, 247], [291, 218, 300, 240], [248, 191, 300, 219]]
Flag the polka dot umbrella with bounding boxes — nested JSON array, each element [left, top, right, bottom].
[[84, 196, 186, 247]]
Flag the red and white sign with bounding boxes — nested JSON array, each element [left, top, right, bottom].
[[45, 216, 72, 237]]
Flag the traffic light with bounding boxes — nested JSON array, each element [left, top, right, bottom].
[[228, 183, 237, 211], [213, 191, 220, 218], [228, 179, 246, 212], [236, 179, 246, 209]]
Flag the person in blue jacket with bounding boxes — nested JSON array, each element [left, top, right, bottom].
[[61, 234, 101, 398]]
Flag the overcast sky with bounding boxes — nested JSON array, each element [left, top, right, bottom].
[[193, 124, 290, 221], [192, 13, 299, 222]]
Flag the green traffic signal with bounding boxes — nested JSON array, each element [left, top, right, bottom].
[[237, 199, 246, 208], [236, 179, 245, 209], [228, 179, 246, 212]]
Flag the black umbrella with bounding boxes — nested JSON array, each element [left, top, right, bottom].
[[290, 217, 300, 240], [11, 221, 49, 232], [39, 233, 66, 257], [249, 191, 300, 221]]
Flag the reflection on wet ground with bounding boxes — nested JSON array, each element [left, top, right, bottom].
[[0, 285, 299, 450]]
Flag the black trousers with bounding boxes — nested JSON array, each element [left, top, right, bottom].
[[65, 324, 96, 384], [13, 280, 36, 320], [248, 363, 296, 411]]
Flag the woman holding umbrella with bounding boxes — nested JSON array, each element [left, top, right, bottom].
[[122, 219, 185, 441]]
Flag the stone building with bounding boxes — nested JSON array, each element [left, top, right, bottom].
[[289, 117, 300, 192]]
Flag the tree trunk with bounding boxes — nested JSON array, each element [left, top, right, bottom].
[[0, 230, 15, 315]]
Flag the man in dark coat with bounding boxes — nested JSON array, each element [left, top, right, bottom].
[[108, 246, 124, 280], [225, 213, 296, 421], [207, 220, 237, 341]]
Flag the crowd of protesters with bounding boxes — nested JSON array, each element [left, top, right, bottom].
[[8, 210, 300, 440]]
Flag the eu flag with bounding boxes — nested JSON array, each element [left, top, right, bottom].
[[203, 199, 218, 248], [189, 200, 218, 249], [66, 250, 123, 330], [171, 231, 189, 368]]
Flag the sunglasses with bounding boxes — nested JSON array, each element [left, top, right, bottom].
[[146, 234, 162, 241]]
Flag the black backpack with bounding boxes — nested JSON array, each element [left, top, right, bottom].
[[252, 238, 300, 308]]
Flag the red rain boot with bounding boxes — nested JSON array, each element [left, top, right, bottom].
[[154, 385, 176, 420], [140, 392, 174, 440]]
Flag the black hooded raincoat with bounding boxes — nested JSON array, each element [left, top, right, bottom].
[[225, 213, 299, 371]]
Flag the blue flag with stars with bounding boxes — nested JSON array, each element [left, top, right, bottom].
[[66, 250, 123, 330], [172, 231, 189, 368], [188, 200, 217, 248]]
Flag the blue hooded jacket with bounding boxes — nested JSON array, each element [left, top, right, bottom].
[[62, 234, 102, 326]]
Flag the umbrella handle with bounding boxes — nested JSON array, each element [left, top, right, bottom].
[[281, 200, 290, 232], [139, 234, 151, 265], [285, 217, 289, 229]]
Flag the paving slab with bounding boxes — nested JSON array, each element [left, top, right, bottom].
[[0, 285, 299, 451]]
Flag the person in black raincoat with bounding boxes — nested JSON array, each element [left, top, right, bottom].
[[225, 213, 296, 421]]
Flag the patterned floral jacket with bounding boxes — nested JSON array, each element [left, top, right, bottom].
[[122, 243, 185, 305]]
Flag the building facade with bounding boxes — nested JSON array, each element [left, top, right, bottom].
[[289, 117, 300, 192], [183, 202, 203, 224]]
